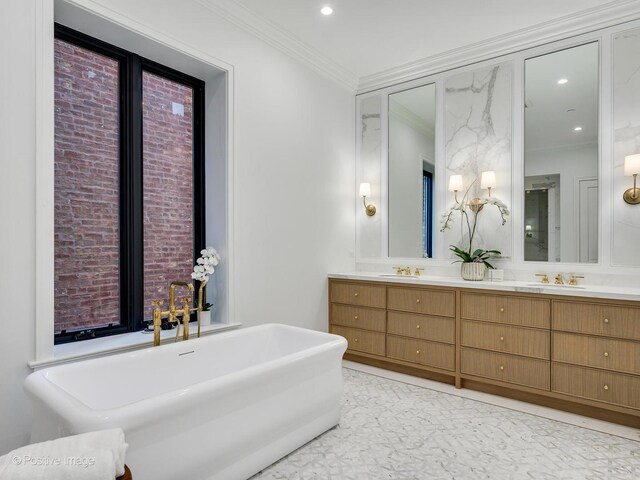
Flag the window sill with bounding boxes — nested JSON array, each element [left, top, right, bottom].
[[28, 322, 242, 370]]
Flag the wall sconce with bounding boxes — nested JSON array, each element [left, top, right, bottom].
[[623, 154, 640, 205], [525, 225, 533, 238], [359, 183, 376, 216], [448, 175, 463, 203], [481, 171, 496, 197]]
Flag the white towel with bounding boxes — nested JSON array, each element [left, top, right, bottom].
[[0, 428, 128, 480]]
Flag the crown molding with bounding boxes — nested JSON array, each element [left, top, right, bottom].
[[196, 0, 358, 91], [358, 0, 640, 94]]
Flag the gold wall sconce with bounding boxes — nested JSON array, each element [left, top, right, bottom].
[[624, 154, 640, 205], [359, 183, 376, 216], [449, 171, 497, 212]]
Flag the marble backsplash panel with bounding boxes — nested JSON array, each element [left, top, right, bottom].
[[443, 62, 513, 258], [357, 94, 383, 258], [613, 27, 640, 267]]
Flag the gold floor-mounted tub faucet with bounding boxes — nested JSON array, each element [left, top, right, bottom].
[[151, 279, 208, 347]]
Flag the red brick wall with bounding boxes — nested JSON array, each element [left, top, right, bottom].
[[142, 71, 194, 321], [54, 41, 195, 332], [54, 39, 120, 333]]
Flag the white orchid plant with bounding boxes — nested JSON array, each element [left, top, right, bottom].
[[440, 181, 509, 269], [191, 248, 221, 311]]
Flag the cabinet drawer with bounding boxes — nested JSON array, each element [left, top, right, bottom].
[[330, 304, 386, 332], [552, 332, 640, 375], [461, 292, 549, 329], [330, 325, 385, 356], [387, 312, 455, 344], [461, 348, 550, 390], [461, 320, 550, 359], [553, 301, 640, 341], [552, 363, 640, 411], [387, 335, 455, 371], [387, 287, 455, 317], [330, 282, 386, 308]]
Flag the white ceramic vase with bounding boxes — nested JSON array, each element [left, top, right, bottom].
[[461, 262, 486, 281], [198, 310, 212, 326]]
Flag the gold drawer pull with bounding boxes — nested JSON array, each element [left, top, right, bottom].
[[354, 292, 359, 297], [603, 318, 610, 324], [416, 298, 421, 303], [354, 315, 358, 320], [416, 350, 421, 354], [354, 338, 359, 342], [604, 352, 609, 357], [499, 365, 504, 371], [499, 307, 505, 313], [500, 336, 504, 341], [416, 324, 421, 329], [604, 384, 609, 391]]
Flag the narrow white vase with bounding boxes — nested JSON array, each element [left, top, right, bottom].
[[198, 310, 212, 326]]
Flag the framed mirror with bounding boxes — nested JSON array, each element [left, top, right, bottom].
[[388, 83, 436, 258], [524, 42, 599, 263]]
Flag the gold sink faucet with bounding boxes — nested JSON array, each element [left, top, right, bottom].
[[554, 273, 565, 285], [535, 273, 549, 284], [569, 275, 584, 286]]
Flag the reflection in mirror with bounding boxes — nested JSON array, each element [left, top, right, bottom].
[[388, 83, 436, 258], [524, 42, 599, 263]]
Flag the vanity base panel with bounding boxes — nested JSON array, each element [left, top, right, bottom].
[[344, 351, 456, 385], [462, 378, 640, 429]]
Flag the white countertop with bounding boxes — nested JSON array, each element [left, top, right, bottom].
[[329, 272, 640, 302]]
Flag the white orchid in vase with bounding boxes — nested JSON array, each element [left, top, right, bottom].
[[192, 248, 221, 313]]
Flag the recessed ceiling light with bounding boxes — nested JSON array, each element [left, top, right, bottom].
[[574, 126, 583, 132], [321, 6, 333, 15], [558, 78, 569, 85]]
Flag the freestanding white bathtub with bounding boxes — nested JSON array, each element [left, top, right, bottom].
[[24, 324, 347, 480]]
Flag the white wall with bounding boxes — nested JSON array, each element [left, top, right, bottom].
[[0, 0, 38, 455], [525, 144, 598, 263], [0, 0, 355, 454]]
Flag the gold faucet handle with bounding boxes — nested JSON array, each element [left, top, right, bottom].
[[393, 266, 404, 275], [535, 273, 549, 284], [414, 268, 424, 276], [152, 300, 164, 309], [181, 297, 191, 305], [569, 275, 584, 286]]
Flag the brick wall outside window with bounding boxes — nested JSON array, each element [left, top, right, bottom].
[[142, 72, 194, 321], [54, 39, 120, 333]]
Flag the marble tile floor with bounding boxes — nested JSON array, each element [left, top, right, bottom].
[[253, 363, 640, 479]]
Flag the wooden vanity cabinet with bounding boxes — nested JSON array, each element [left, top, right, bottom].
[[329, 278, 640, 427]]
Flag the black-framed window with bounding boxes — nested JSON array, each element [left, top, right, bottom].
[[423, 170, 433, 258], [54, 24, 205, 344]]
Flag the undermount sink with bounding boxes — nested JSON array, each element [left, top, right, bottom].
[[525, 283, 586, 290], [379, 274, 419, 279]]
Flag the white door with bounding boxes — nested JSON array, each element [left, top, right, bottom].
[[578, 178, 598, 263]]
